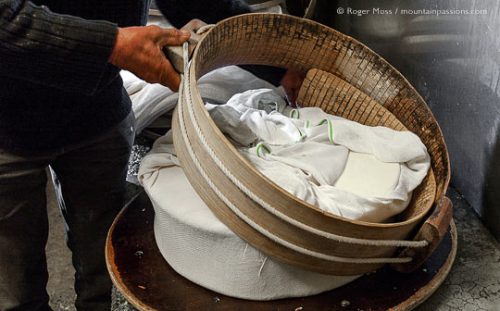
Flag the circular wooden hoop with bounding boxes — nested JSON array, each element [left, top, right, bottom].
[[173, 13, 450, 274]]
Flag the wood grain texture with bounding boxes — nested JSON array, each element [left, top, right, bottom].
[[392, 197, 453, 273], [193, 13, 449, 196], [163, 31, 202, 73], [106, 191, 457, 311]]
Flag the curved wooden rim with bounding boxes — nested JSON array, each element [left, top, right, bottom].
[[185, 13, 447, 229], [197, 13, 451, 191], [172, 13, 452, 274], [392, 220, 457, 311], [105, 192, 155, 311]]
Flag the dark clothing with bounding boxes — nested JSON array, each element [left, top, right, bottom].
[[0, 2, 145, 309], [156, 0, 250, 28], [0, 0, 151, 152], [0, 0, 252, 153], [0, 1, 255, 310], [0, 1, 253, 310], [0, 112, 135, 311]]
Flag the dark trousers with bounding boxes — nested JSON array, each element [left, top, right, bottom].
[[0, 112, 135, 311]]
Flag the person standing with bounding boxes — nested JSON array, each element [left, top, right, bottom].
[[0, 0, 250, 310]]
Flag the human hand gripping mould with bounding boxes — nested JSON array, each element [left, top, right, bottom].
[[109, 25, 190, 91]]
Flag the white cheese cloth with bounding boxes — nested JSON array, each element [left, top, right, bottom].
[[207, 89, 431, 222], [139, 132, 359, 300], [122, 66, 277, 133]]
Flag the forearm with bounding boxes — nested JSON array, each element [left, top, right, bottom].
[[155, 0, 251, 28], [0, 0, 117, 95]]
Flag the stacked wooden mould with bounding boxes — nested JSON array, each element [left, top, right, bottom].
[[171, 13, 452, 276]]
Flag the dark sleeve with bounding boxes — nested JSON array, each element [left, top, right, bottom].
[[0, 0, 118, 95], [154, 0, 251, 28]]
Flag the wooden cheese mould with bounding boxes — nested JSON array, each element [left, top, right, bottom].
[[169, 13, 453, 276]]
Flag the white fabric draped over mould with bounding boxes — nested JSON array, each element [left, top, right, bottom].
[[122, 66, 277, 133]]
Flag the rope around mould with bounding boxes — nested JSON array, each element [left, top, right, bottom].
[[179, 42, 428, 252], [177, 74, 414, 264]]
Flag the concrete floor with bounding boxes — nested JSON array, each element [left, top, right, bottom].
[[46, 180, 77, 311]]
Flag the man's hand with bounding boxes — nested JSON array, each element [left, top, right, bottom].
[[280, 69, 306, 107], [109, 25, 190, 91]]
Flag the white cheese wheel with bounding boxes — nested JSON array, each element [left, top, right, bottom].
[[151, 166, 360, 301]]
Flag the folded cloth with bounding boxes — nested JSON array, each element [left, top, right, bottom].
[[207, 88, 431, 222], [121, 66, 279, 133]]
